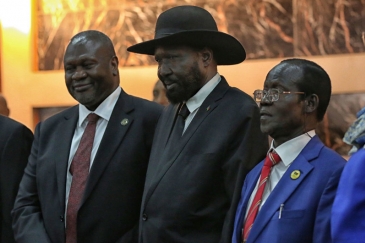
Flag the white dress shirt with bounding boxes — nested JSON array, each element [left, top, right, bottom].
[[65, 87, 121, 211], [183, 72, 221, 133], [245, 130, 316, 218]]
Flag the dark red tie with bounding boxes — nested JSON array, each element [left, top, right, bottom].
[[66, 113, 99, 243], [243, 151, 281, 242]]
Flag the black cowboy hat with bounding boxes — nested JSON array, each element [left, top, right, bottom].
[[127, 5, 246, 65]]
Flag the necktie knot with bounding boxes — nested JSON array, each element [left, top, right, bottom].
[[179, 104, 190, 120], [264, 151, 281, 168], [87, 113, 99, 123]]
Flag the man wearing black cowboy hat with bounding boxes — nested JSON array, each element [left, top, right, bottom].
[[128, 5, 268, 243]]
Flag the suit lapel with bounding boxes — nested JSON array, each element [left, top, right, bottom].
[[234, 166, 262, 240], [82, 90, 134, 204], [56, 106, 79, 211], [143, 77, 230, 206], [248, 136, 323, 243], [163, 104, 180, 148]]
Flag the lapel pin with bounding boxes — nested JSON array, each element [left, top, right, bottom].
[[290, 170, 301, 180], [121, 118, 129, 126], [206, 106, 210, 111]]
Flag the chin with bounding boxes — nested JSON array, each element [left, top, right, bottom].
[[260, 125, 268, 134]]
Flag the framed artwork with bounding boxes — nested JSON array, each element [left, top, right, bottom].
[[316, 92, 365, 157], [36, 0, 365, 70], [33, 106, 70, 128]]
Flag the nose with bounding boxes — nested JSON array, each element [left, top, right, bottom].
[[72, 68, 87, 80], [260, 94, 273, 106], [158, 62, 172, 78]]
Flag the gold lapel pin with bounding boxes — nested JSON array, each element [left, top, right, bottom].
[[206, 106, 210, 111], [290, 170, 301, 180], [121, 118, 129, 126]]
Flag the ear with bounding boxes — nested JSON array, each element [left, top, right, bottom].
[[304, 94, 319, 113], [200, 48, 213, 67], [111, 55, 119, 76]]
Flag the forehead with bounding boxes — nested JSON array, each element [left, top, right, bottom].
[[264, 63, 302, 89], [64, 39, 105, 61]]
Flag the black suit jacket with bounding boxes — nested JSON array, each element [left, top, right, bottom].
[[0, 115, 33, 243], [139, 77, 268, 243], [12, 89, 163, 243]]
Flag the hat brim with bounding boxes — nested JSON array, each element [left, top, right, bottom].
[[127, 30, 246, 65]]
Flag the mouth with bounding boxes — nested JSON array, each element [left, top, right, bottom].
[[260, 110, 272, 119], [162, 80, 178, 91], [73, 83, 93, 92]]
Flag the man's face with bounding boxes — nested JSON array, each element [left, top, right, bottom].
[[154, 45, 205, 104], [260, 65, 306, 145], [152, 80, 169, 106], [64, 40, 118, 111]]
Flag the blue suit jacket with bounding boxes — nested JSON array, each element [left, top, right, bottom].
[[332, 148, 365, 242], [232, 136, 346, 243]]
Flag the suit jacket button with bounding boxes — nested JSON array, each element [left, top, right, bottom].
[[142, 213, 148, 221], [60, 215, 64, 222]]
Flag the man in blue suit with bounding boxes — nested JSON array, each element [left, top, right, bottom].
[[232, 58, 346, 243], [331, 105, 365, 242]]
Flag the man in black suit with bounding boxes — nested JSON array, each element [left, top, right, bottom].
[[127, 5, 268, 243], [0, 115, 33, 243], [12, 30, 163, 243]]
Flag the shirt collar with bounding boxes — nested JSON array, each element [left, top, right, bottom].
[[185, 72, 221, 113], [271, 130, 316, 166], [78, 87, 121, 127]]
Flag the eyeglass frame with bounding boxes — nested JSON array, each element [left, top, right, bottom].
[[253, 88, 306, 103]]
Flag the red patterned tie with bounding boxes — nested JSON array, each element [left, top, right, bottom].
[[243, 151, 281, 242], [66, 113, 99, 243]]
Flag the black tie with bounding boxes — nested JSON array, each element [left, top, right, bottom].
[[169, 103, 190, 144], [179, 103, 190, 121]]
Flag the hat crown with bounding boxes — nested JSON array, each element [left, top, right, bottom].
[[155, 5, 218, 39]]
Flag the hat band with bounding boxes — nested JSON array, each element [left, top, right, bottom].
[[155, 27, 186, 38], [154, 27, 218, 39]]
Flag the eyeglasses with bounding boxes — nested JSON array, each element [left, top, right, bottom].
[[253, 89, 305, 103]]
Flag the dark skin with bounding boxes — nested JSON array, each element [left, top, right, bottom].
[[260, 63, 319, 147], [0, 94, 10, 116], [64, 38, 119, 111], [155, 45, 217, 104], [152, 80, 169, 106]]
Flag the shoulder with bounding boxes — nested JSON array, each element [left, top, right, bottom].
[[306, 148, 345, 182], [345, 148, 365, 168], [122, 95, 164, 123], [220, 82, 258, 113], [317, 144, 347, 169], [129, 95, 163, 113], [340, 148, 365, 177], [303, 136, 346, 167], [0, 116, 32, 135], [221, 87, 260, 121], [225, 86, 255, 103], [0, 116, 33, 151], [39, 105, 78, 125]]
